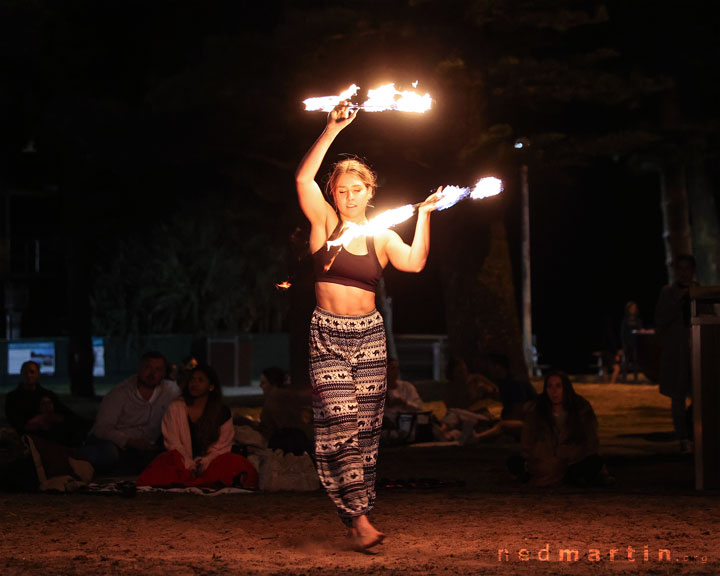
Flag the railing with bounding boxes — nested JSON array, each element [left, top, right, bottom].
[[394, 334, 448, 382]]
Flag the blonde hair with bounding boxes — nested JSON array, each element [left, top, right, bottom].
[[324, 158, 377, 205]]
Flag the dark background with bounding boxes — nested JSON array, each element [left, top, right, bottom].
[[1, 0, 718, 376]]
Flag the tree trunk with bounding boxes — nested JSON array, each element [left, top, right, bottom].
[[440, 200, 527, 379], [66, 231, 95, 397], [659, 162, 693, 283], [687, 153, 720, 285]]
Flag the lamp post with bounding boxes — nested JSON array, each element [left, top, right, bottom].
[[516, 139, 534, 377]]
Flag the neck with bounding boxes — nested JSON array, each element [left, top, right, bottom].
[[189, 395, 209, 412], [137, 381, 156, 397], [341, 215, 368, 226]]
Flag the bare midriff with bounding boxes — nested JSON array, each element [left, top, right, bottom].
[[315, 282, 376, 316]]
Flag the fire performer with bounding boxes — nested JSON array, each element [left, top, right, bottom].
[[295, 101, 441, 551]]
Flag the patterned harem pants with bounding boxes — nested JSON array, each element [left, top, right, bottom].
[[309, 306, 387, 526]]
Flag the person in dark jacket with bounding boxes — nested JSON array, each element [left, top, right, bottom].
[[655, 254, 697, 454], [5, 361, 90, 447], [508, 372, 607, 487]]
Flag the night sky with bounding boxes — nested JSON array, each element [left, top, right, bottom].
[[2, 1, 718, 374]]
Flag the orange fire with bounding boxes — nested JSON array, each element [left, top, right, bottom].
[[303, 82, 432, 113]]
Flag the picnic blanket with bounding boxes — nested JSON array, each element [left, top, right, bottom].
[[82, 479, 252, 496]]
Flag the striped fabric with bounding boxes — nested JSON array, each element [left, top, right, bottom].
[[309, 306, 387, 525]]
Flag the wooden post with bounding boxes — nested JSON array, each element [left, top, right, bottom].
[[691, 285, 720, 490]]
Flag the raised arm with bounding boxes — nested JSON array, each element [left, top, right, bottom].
[[381, 188, 442, 273], [295, 103, 357, 227]]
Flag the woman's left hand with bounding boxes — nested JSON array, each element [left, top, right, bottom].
[[418, 186, 444, 215]]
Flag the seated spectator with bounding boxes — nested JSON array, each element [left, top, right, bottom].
[[83, 351, 180, 475], [5, 361, 90, 447], [258, 366, 313, 456], [488, 353, 537, 420], [381, 360, 431, 443], [436, 355, 498, 441], [443, 355, 499, 410], [136, 364, 258, 489], [383, 359, 424, 426], [507, 371, 611, 487], [471, 354, 538, 442]]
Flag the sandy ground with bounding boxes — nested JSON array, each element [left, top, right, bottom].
[[1, 383, 719, 576]]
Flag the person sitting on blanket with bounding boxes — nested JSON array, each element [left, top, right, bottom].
[[436, 355, 499, 442], [383, 359, 424, 426], [136, 364, 258, 489], [469, 353, 538, 443], [5, 360, 91, 447], [256, 366, 313, 456], [83, 351, 179, 475], [506, 371, 613, 487]]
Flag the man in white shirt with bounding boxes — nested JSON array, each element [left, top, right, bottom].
[[84, 351, 180, 474]]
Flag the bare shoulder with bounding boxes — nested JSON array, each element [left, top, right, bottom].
[[376, 228, 402, 249], [374, 229, 405, 268]]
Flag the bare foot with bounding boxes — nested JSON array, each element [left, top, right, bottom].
[[351, 515, 385, 551]]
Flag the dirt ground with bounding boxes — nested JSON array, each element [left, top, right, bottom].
[[1, 383, 719, 576]]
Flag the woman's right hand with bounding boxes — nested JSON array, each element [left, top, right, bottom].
[[327, 100, 357, 131]]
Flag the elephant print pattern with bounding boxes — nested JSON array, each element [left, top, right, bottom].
[[309, 306, 387, 526]]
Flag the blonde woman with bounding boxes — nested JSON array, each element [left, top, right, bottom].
[[295, 102, 440, 550]]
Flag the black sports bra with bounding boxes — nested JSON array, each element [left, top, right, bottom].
[[312, 225, 383, 293]]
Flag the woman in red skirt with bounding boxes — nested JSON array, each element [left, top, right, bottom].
[[137, 364, 257, 489]]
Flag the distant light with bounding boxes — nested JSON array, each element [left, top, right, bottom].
[[514, 137, 530, 149]]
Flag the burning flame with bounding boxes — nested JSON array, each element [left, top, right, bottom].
[[275, 281, 292, 290], [324, 178, 502, 250], [470, 177, 503, 200], [303, 84, 360, 112], [327, 204, 416, 248], [303, 83, 432, 113], [433, 186, 468, 212], [432, 177, 504, 211], [363, 83, 432, 113]]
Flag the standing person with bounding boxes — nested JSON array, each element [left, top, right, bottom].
[[655, 254, 697, 454], [295, 101, 441, 550], [620, 301, 643, 383]]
